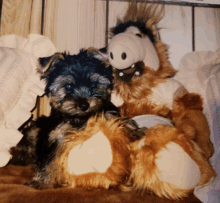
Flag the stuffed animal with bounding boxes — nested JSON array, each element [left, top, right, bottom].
[[103, 2, 214, 159], [36, 114, 215, 200]]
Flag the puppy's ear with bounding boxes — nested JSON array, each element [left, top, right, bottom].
[[38, 53, 65, 78], [87, 47, 108, 64]]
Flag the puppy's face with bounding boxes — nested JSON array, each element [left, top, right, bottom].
[[38, 50, 113, 116]]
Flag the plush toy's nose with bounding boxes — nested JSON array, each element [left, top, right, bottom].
[[108, 33, 145, 70], [108, 44, 135, 69]]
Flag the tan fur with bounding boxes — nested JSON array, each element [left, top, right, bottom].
[[118, 98, 172, 119], [49, 95, 103, 116], [40, 115, 132, 190], [129, 125, 216, 200]]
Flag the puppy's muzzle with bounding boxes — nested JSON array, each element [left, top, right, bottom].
[[78, 98, 89, 111]]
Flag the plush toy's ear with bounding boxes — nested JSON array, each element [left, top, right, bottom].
[[38, 52, 65, 78]]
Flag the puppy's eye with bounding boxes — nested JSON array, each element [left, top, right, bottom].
[[135, 33, 142, 38], [93, 94, 101, 99], [65, 84, 72, 91]]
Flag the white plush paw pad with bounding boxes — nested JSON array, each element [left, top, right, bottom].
[[67, 131, 113, 175], [156, 142, 201, 190]]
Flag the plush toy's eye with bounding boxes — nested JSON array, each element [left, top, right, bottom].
[[135, 33, 142, 38]]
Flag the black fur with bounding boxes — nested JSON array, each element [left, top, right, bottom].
[[111, 20, 155, 44]]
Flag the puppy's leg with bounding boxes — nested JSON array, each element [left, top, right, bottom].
[[26, 121, 74, 189], [122, 118, 147, 141]]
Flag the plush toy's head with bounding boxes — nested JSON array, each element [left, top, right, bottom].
[[108, 3, 176, 84], [109, 23, 159, 81]]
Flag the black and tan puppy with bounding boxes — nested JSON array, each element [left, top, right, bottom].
[[10, 49, 118, 165], [9, 49, 143, 189]]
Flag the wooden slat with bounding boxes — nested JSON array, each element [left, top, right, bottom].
[[30, 0, 42, 34], [0, 0, 32, 37], [55, 0, 106, 54]]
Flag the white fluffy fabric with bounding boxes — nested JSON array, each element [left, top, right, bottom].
[[0, 34, 56, 167]]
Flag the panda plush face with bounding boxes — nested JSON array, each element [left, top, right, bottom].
[[108, 23, 160, 83]]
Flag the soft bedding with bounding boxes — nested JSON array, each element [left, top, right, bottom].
[[0, 165, 201, 203]]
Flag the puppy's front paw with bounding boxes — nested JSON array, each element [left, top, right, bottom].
[[25, 172, 55, 189], [124, 118, 147, 141], [25, 180, 44, 189]]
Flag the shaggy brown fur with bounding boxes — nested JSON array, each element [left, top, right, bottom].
[[111, 2, 214, 159], [128, 124, 216, 200]]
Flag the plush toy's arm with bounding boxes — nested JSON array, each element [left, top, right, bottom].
[[172, 93, 214, 159]]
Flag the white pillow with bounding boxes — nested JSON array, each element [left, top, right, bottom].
[[0, 34, 56, 167]]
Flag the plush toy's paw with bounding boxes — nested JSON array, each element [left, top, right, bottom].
[[129, 124, 216, 200], [200, 139, 215, 159], [65, 116, 132, 189]]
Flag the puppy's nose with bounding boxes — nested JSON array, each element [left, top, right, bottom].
[[79, 99, 89, 111]]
